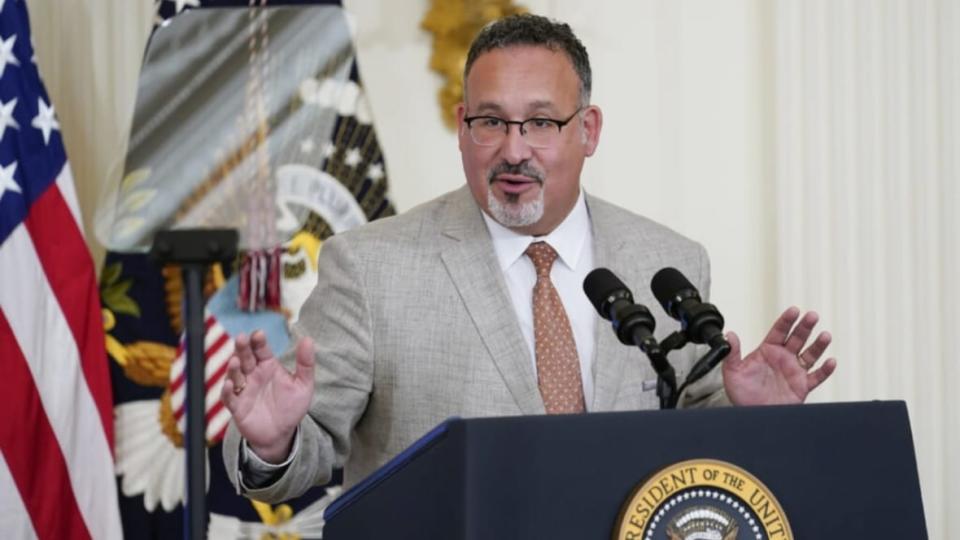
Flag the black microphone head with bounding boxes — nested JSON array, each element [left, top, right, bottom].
[[651, 267, 701, 317], [583, 268, 632, 318]]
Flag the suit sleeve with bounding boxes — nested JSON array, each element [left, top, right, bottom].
[[222, 232, 375, 502], [676, 243, 732, 408]]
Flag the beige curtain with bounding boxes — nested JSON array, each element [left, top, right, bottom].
[[25, 0, 154, 267], [774, 0, 959, 537]]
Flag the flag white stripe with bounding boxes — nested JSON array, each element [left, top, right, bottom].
[[205, 368, 228, 410], [206, 407, 232, 440], [171, 386, 185, 420], [169, 344, 186, 383], [54, 165, 83, 235], [0, 223, 122, 540], [205, 335, 234, 376], [173, 326, 236, 433], [175, 372, 232, 436], [170, 324, 234, 414], [0, 453, 38, 540]]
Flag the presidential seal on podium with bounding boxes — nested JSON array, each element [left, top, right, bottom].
[[614, 459, 792, 540]]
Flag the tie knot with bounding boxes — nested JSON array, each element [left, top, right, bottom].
[[525, 241, 558, 277]]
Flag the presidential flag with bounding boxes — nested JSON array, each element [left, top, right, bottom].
[[100, 1, 393, 537], [0, 1, 122, 539]]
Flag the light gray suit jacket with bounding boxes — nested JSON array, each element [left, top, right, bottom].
[[223, 186, 728, 502]]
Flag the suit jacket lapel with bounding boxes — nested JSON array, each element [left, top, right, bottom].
[[587, 193, 659, 411], [438, 188, 545, 415]]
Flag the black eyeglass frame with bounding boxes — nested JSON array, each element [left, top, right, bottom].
[[462, 107, 585, 146]]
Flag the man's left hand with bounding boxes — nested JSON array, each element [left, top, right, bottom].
[[722, 307, 837, 405]]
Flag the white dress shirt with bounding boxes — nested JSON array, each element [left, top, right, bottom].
[[480, 191, 597, 408]]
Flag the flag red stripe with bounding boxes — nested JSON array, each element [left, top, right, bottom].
[[22, 180, 113, 449], [174, 316, 217, 357], [173, 359, 229, 421], [169, 376, 183, 398], [205, 359, 229, 393], [0, 311, 93, 540], [205, 400, 225, 423], [205, 330, 231, 363], [172, 399, 229, 432], [170, 330, 230, 395]]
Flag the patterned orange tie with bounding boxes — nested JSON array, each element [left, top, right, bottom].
[[525, 241, 586, 414]]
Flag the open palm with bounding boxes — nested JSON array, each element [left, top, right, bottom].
[[722, 307, 836, 406], [221, 333, 315, 463]]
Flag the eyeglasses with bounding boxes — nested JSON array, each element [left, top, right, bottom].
[[463, 107, 584, 148]]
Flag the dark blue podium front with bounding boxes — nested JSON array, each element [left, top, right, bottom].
[[323, 401, 926, 539]]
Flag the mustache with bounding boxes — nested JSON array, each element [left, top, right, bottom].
[[487, 161, 545, 184]]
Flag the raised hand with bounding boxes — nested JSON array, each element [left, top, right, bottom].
[[220, 332, 316, 463], [722, 307, 837, 406]]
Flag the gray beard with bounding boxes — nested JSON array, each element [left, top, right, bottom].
[[487, 185, 544, 228]]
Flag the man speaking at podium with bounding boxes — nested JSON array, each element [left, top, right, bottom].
[[220, 14, 836, 503]]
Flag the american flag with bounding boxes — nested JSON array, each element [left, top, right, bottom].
[[0, 2, 122, 539]]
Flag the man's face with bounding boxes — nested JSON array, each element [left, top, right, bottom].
[[457, 46, 602, 236]]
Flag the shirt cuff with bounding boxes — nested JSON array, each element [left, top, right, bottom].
[[238, 426, 300, 490]]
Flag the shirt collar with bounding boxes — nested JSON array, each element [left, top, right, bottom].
[[482, 190, 591, 272]]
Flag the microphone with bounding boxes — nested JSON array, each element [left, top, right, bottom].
[[583, 268, 661, 357], [584, 268, 676, 409], [650, 267, 731, 388], [650, 267, 727, 349]]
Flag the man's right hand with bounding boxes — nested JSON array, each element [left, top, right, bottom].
[[221, 332, 315, 463]]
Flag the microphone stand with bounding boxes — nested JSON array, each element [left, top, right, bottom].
[[642, 331, 731, 409], [640, 344, 676, 410], [614, 305, 678, 410]]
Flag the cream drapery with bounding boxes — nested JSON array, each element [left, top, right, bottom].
[[25, 0, 154, 266], [774, 0, 958, 537], [24, 0, 956, 537]]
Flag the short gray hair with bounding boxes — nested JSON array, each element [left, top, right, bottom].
[[463, 14, 592, 107]]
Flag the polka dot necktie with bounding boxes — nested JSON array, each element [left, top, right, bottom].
[[525, 241, 586, 414]]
